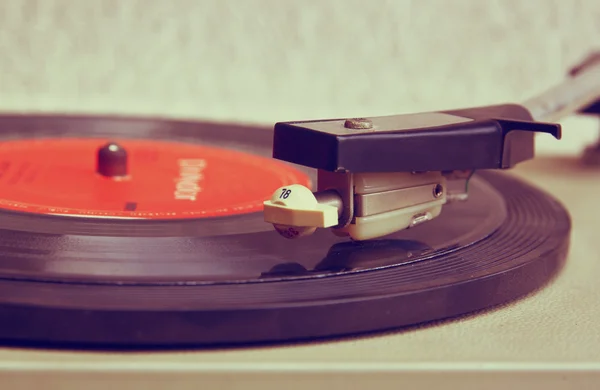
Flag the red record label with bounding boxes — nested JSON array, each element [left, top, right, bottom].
[[0, 138, 311, 219]]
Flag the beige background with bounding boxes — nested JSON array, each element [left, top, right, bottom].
[[1, 0, 600, 154], [1, 1, 600, 388]]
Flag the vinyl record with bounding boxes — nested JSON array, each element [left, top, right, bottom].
[[0, 114, 570, 347]]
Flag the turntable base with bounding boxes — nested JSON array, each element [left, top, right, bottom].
[[0, 155, 598, 389]]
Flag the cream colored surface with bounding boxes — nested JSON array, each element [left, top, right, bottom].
[[1, 0, 600, 388], [1, 0, 600, 152]]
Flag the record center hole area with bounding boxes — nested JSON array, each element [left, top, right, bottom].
[[0, 138, 310, 219]]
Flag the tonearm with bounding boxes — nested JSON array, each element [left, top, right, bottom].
[[263, 52, 600, 240]]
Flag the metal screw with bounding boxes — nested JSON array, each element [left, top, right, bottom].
[[344, 118, 373, 130]]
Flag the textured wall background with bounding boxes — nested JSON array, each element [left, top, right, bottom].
[[1, 0, 600, 154]]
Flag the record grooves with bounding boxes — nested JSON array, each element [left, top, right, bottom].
[[0, 115, 571, 347]]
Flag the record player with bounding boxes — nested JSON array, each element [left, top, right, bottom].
[[1, 54, 600, 388]]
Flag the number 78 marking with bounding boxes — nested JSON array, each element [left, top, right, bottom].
[[280, 188, 291, 199]]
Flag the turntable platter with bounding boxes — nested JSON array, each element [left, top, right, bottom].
[[0, 114, 570, 347]]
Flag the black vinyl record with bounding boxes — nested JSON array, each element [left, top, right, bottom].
[[0, 114, 571, 348]]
